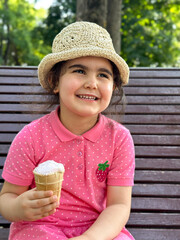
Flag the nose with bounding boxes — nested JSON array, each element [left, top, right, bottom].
[[84, 75, 98, 89]]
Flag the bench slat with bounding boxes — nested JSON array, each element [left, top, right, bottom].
[[1, 67, 180, 239], [131, 197, 180, 211], [0, 123, 179, 135], [1, 113, 179, 124], [1, 103, 180, 114], [1, 133, 180, 146], [1, 156, 179, 170], [1, 145, 180, 157], [128, 228, 180, 240], [133, 184, 180, 197], [1, 76, 180, 86], [1, 85, 180, 95], [135, 170, 180, 183], [128, 212, 180, 227], [1, 94, 180, 105], [135, 146, 180, 157]]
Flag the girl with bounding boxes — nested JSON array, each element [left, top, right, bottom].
[[0, 21, 135, 240]]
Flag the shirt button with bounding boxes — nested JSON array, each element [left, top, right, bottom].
[[78, 164, 83, 170], [78, 151, 83, 156], [77, 140, 81, 144]]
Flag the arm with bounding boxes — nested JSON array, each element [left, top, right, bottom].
[[69, 185, 132, 240], [0, 181, 59, 222]]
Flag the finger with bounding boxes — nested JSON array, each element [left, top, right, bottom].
[[30, 194, 58, 208], [32, 208, 57, 221], [32, 200, 58, 218], [29, 189, 54, 200]]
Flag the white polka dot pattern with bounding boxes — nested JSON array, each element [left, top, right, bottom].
[[2, 107, 135, 239]]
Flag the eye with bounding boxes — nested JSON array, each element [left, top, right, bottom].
[[73, 69, 85, 74], [98, 73, 109, 79]]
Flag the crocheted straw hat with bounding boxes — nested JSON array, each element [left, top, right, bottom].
[[38, 21, 129, 90]]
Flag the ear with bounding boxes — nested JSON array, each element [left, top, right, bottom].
[[53, 87, 59, 94], [48, 76, 59, 94]]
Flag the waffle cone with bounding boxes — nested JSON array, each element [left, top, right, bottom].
[[34, 171, 64, 203]]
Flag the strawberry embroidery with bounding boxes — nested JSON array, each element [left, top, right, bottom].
[[96, 161, 109, 182]]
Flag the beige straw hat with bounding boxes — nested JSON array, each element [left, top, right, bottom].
[[38, 21, 129, 90]]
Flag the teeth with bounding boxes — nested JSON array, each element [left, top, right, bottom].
[[78, 95, 97, 100]]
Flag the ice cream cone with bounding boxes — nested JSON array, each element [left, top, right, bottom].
[[34, 171, 64, 203]]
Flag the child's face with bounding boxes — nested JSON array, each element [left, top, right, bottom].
[[54, 56, 114, 120]]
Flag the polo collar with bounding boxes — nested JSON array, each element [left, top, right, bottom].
[[50, 107, 105, 143]]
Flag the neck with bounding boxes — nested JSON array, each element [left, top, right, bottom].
[[59, 110, 99, 135]]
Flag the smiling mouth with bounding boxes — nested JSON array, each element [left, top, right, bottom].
[[77, 95, 98, 100]]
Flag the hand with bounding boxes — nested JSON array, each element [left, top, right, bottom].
[[14, 188, 59, 221]]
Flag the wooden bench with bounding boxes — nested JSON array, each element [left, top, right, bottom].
[[0, 66, 180, 240]]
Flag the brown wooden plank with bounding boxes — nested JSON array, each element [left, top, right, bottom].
[[1, 133, 180, 146], [0, 103, 54, 113], [128, 228, 180, 240], [133, 184, 180, 197], [0, 94, 50, 103], [124, 87, 180, 95], [0, 113, 45, 123], [126, 95, 180, 104], [122, 114, 180, 124], [1, 103, 180, 114], [129, 68, 180, 78], [133, 135, 180, 146], [0, 145, 10, 155], [0, 113, 180, 125], [0, 215, 10, 224], [1, 85, 180, 95], [135, 170, 180, 183], [0, 67, 37, 76], [0, 169, 180, 183], [128, 212, 180, 227], [0, 228, 10, 240], [0, 85, 42, 93], [135, 146, 180, 157], [1, 156, 179, 170], [135, 158, 180, 170], [0, 76, 38, 84], [0, 123, 26, 132], [2, 123, 178, 135], [1, 94, 180, 105], [131, 197, 180, 211], [126, 124, 180, 134], [128, 78, 180, 86]]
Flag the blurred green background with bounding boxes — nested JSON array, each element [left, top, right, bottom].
[[0, 0, 180, 67]]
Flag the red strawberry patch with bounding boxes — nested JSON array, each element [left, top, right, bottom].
[[96, 161, 109, 182]]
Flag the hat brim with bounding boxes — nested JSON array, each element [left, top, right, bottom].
[[38, 47, 129, 90]]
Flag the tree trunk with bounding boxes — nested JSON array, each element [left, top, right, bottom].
[[76, 0, 107, 28], [107, 0, 122, 53]]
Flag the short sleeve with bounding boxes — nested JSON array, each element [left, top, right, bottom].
[[107, 128, 135, 186], [2, 125, 36, 186]]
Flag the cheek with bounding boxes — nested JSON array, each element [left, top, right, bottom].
[[102, 83, 114, 99]]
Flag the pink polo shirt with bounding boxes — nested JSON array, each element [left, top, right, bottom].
[[2, 107, 135, 237]]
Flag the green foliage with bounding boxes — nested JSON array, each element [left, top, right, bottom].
[[38, 0, 76, 47], [0, 0, 46, 65], [121, 0, 180, 67], [1, 0, 179, 67]]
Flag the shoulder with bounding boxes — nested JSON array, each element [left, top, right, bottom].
[[102, 114, 131, 136], [14, 111, 53, 141]]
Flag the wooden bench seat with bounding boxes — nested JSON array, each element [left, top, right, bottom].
[[0, 66, 180, 240]]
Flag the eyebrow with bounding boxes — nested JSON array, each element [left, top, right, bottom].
[[68, 64, 113, 76]]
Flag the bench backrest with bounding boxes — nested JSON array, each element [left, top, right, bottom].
[[0, 66, 180, 240]]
